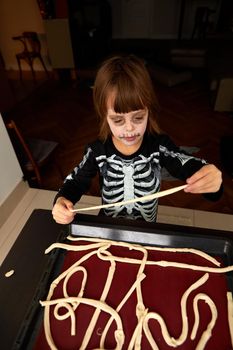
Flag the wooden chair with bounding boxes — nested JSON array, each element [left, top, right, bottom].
[[6, 120, 62, 188], [12, 31, 49, 81]]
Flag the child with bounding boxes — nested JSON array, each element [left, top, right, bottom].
[[52, 54, 222, 224]]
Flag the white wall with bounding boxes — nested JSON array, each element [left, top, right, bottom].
[[0, 114, 23, 206]]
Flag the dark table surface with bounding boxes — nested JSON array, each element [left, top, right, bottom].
[[0, 209, 67, 350]]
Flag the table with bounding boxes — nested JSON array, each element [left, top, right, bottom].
[[0, 209, 67, 350]]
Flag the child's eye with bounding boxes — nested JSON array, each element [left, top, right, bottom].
[[113, 119, 124, 125], [133, 116, 144, 123]]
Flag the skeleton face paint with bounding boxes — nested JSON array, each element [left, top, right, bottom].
[[106, 108, 148, 147]]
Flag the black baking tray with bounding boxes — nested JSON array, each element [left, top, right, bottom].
[[71, 214, 233, 260], [15, 213, 233, 348], [70, 214, 233, 289]]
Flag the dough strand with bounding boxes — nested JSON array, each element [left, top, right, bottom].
[[71, 184, 187, 213]]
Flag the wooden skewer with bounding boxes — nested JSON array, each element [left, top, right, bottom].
[[71, 184, 188, 213]]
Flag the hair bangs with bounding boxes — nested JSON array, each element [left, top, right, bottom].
[[113, 80, 145, 114]]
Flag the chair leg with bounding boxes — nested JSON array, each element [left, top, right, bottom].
[[39, 56, 50, 79], [28, 58, 36, 81], [33, 168, 43, 188]]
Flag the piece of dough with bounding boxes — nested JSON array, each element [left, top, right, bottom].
[[5, 269, 14, 277], [71, 184, 187, 213]]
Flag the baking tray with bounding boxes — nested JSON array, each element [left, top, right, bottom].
[[23, 214, 233, 348], [70, 214, 233, 279]]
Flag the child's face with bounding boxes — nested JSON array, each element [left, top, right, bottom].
[[106, 102, 148, 147], [107, 108, 148, 146]]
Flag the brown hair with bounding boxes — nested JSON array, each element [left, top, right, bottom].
[[93, 54, 161, 142]]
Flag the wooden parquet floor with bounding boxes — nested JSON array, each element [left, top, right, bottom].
[[5, 72, 233, 215]]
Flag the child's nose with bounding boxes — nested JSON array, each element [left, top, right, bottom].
[[125, 120, 134, 131]]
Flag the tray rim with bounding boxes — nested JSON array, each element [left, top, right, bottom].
[[71, 213, 233, 240]]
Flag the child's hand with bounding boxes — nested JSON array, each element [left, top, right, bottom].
[[184, 164, 222, 194], [52, 197, 75, 224]]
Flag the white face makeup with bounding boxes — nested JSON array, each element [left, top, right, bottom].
[[106, 108, 148, 148]]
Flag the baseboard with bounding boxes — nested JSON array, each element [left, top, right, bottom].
[[0, 180, 29, 229]]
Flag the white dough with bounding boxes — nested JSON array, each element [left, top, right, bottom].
[[5, 269, 14, 278]]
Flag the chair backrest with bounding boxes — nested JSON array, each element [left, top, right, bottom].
[[6, 120, 42, 185], [22, 31, 41, 54], [13, 32, 41, 55]]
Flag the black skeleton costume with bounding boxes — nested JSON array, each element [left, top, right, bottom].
[[55, 133, 221, 222]]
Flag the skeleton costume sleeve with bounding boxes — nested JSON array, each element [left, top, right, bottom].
[[54, 146, 99, 205], [54, 133, 222, 222]]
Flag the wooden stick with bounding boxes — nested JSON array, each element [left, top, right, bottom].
[[71, 184, 187, 213]]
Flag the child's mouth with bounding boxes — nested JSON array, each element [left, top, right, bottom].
[[124, 136, 137, 142], [120, 133, 140, 142]]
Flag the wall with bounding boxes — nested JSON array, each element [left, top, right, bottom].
[[0, 0, 221, 71], [0, 114, 23, 206], [109, 0, 221, 39], [0, 0, 50, 71], [110, 0, 181, 39]]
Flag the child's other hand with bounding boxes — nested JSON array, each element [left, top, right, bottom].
[[52, 197, 75, 224], [184, 164, 222, 194]]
